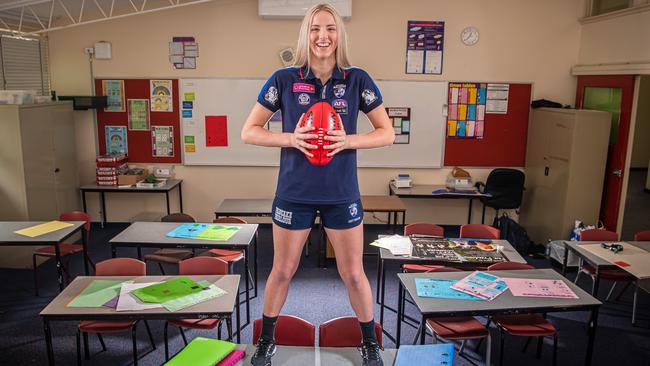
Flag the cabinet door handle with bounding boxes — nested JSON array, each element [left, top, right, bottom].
[[54, 168, 60, 173], [544, 167, 549, 176]]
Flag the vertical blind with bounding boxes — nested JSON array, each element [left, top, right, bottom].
[[0, 34, 50, 96]]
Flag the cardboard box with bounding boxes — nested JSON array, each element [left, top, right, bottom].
[[117, 169, 148, 186]]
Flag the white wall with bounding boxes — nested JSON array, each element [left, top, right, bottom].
[[47, 0, 584, 224]]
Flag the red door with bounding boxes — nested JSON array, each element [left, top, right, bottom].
[[575, 75, 635, 232]]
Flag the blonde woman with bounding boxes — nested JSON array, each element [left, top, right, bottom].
[[242, 3, 393, 365]]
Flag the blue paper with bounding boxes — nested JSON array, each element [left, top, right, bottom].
[[395, 344, 455, 366], [415, 278, 483, 301]]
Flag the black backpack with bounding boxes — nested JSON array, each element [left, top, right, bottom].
[[496, 214, 543, 256]]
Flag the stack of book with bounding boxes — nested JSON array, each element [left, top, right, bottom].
[[96, 154, 128, 186]]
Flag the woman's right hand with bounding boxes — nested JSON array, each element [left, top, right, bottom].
[[291, 114, 318, 157]]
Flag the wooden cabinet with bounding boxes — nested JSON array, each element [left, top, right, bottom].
[[520, 108, 610, 245], [0, 102, 79, 221]]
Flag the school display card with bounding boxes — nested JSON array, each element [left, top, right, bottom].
[[410, 236, 505, 263], [450, 271, 508, 301], [150, 80, 174, 112], [447, 82, 487, 139], [105, 125, 128, 154], [406, 21, 444, 75], [503, 278, 578, 299], [128, 99, 150, 130], [152, 126, 174, 157], [387, 107, 411, 144], [102, 79, 125, 112]]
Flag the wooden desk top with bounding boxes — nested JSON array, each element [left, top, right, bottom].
[[361, 195, 407, 212]]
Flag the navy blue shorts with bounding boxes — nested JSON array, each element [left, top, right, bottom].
[[272, 197, 364, 230]]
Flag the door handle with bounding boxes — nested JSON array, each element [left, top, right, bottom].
[[544, 167, 549, 176], [54, 168, 60, 173], [612, 169, 622, 177]]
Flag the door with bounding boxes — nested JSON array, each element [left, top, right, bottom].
[[576, 75, 635, 231]]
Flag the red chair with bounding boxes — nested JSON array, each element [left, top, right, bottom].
[[460, 224, 500, 240], [144, 213, 195, 274], [402, 223, 445, 274], [252, 315, 315, 346], [319, 316, 383, 347], [633, 230, 650, 241], [486, 262, 558, 366], [164, 256, 229, 360], [33, 211, 95, 295], [76, 258, 154, 366], [579, 228, 618, 241]]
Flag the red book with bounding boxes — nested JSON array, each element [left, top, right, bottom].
[[215, 350, 245, 366]]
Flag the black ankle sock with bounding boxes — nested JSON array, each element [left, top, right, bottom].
[[260, 314, 278, 342], [359, 319, 377, 343]]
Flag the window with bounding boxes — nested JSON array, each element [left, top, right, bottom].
[[589, 0, 650, 16], [0, 34, 50, 96]]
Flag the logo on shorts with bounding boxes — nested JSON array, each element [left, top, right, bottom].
[[349, 203, 358, 217], [298, 93, 310, 105], [264, 86, 278, 106], [274, 207, 293, 225], [334, 83, 346, 98]]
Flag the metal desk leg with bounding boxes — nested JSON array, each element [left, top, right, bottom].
[[100, 192, 107, 228], [468, 198, 473, 224], [178, 183, 184, 212], [585, 307, 598, 366], [562, 244, 569, 277], [419, 315, 426, 344], [235, 289, 241, 343], [632, 282, 639, 325], [379, 260, 387, 329], [402, 211, 406, 234], [165, 191, 171, 215], [81, 228, 89, 275], [375, 255, 382, 304], [392, 210, 398, 234], [226, 317, 233, 342], [54, 243, 64, 291], [81, 190, 87, 213], [244, 248, 251, 326], [396, 280, 403, 348], [592, 269, 601, 298], [44, 319, 55, 366], [254, 232, 259, 298]]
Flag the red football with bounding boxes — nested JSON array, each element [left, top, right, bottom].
[[298, 101, 342, 166]]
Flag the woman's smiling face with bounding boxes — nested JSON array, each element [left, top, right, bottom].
[[309, 10, 338, 62]]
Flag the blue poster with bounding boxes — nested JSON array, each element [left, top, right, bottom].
[[105, 125, 128, 155], [182, 101, 193, 109], [415, 278, 483, 300], [182, 109, 192, 118]]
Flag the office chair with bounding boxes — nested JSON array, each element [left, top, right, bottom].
[[476, 168, 525, 225]]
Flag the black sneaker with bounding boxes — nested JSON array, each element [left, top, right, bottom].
[[358, 340, 384, 366], [251, 338, 276, 366]]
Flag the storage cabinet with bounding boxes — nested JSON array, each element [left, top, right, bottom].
[[519, 108, 610, 245]]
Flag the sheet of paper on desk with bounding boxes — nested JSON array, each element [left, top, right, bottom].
[[166, 223, 241, 241], [162, 281, 227, 312], [67, 280, 131, 308], [116, 282, 164, 311], [394, 344, 455, 366], [415, 278, 483, 301], [370, 235, 412, 255], [503, 278, 578, 299], [14, 220, 74, 237], [450, 271, 508, 301]]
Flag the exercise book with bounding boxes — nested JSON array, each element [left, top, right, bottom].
[[394, 344, 455, 366], [131, 277, 203, 303], [14, 221, 74, 237], [450, 271, 508, 301]]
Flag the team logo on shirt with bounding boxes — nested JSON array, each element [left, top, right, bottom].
[[298, 93, 311, 105], [333, 84, 346, 98], [264, 86, 278, 106], [293, 83, 315, 93], [332, 99, 348, 115], [361, 89, 377, 106]]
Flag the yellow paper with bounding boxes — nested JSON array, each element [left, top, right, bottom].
[[14, 221, 74, 238]]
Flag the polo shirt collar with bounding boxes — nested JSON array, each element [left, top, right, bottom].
[[299, 65, 346, 81]]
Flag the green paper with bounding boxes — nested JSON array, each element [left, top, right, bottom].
[[162, 282, 227, 312], [131, 277, 203, 303], [196, 225, 240, 241], [67, 280, 129, 308], [164, 337, 236, 366]]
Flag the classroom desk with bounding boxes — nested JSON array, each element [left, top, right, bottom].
[[234, 344, 397, 365], [80, 179, 184, 226], [214, 198, 273, 218], [388, 182, 491, 224], [109, 222, 258, 327], [376, 239, 526, 342], [396, 269, 601, 366], [562, 240, 650, 325], [40, 274, 240, 366], [0, 221, 86, 291]]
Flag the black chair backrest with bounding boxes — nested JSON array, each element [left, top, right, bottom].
[[161, 213, 196, 223], [483, 168, 525, 209]]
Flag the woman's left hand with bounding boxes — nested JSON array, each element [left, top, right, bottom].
[[323, 123, 348, 157]]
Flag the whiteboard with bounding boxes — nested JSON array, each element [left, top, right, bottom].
[[180, 78, 447, 167]]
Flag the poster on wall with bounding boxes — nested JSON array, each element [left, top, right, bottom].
[[406, 21, 445, 75], [447, 82, 487, 139], [152, 126, 174, 157], [105, 126, 128, 155], [150, 80, 174, 112], [486, 83, 510, 114], [386, 107, 411, 144], [169, 36, 199, 70], [102, 80, 125, 112], [128, 99, 150, 130]]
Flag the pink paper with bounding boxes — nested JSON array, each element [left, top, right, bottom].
[[503, 278, 578, 299], [216, 349, 245, 366]]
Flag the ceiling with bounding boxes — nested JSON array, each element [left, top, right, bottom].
[[0, 0, 216, 34]]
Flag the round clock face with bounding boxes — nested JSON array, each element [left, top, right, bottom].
[[461, 26, 479, 46]]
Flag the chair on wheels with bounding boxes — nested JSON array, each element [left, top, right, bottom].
[[486, 262, 558, 366], [319, 316, 383, 347], [33, 211, 95, 296], [164, 256, 230, 360], [634, 230, 650, 241], [475, 168, 525, 225], [252, 315, 315, 346], [460, 224, 500, 240], [144, 213, 195, 274], [76, 258, 155, 366]]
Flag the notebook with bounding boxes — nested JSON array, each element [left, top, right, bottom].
[[131, 277, 203, 303], [164, 337, 236, 366], [394, 344, 454, 365], [215, 349, 246, 366]]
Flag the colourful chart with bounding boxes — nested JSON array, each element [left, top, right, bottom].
[[166, 223, 241, 241], [447, 82, 487, 139]]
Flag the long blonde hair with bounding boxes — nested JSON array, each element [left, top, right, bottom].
[[293, 3, 350, 72]]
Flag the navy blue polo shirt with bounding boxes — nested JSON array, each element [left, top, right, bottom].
[[257, 66, 383, 204]]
